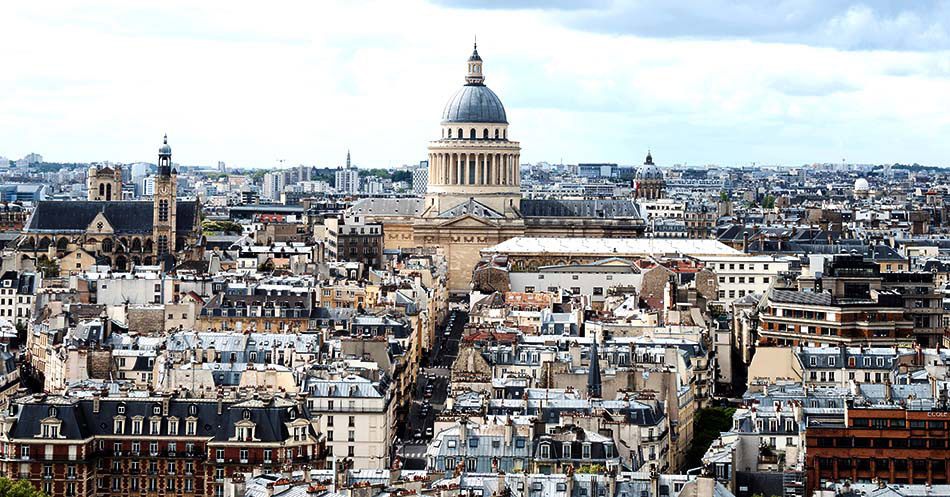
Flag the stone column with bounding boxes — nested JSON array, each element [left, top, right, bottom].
[[514, 154, 520, 185], [477, 153, 484, 185], [502, 154, 507, 185]]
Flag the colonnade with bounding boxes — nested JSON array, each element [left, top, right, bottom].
[[427, 152, 520, 186]]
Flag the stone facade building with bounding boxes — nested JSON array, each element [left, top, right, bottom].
[[19, 136, 202, 271], [346, 46, 647, 293]]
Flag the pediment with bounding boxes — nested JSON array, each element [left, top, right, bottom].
[[438, 214, 499, 228], [86, 212, 115, 235]]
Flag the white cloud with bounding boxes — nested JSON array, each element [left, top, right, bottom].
[[1, 0, 949, 167]]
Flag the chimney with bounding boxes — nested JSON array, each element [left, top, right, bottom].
[[162, 396, 170, 416], [217, 392, 224, 416], [458, 420, 467, 446], [92, 392, 100, 414], [497, 471, 506, 496], [608, 468, 617, 497], [504, 417, 513, 447]]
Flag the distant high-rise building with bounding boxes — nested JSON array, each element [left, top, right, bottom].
[[262, 171, 286, 200], [335, 151, 360, 194], [142, 176, 156, 197], [218, 161, 227, 173], [412, 160, 429, 195]]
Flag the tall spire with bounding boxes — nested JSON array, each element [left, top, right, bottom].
[[346, 150, 351, 168], [587, 341, 602, 399], [465, 41, 484, 85]]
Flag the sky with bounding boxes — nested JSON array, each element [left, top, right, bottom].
[[3, 0, 950, 168]]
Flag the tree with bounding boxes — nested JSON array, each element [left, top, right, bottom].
[[685, 407, 736, 469], [36, 256, 59, 278], [0, 478, 48, 497], [762, 194, 775, 209]]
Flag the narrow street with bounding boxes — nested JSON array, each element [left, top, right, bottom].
[[395, 309, 467, 469]]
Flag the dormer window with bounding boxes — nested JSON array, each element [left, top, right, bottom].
[[243, 409, 251, 420], [117, 403, 126, 415]]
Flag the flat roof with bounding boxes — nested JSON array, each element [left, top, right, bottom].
[[481, 237, 742, 257]]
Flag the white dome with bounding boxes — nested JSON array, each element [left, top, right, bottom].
[[854, 178, 869, 192]]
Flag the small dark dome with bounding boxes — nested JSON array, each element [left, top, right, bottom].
[[442, 85, 507, 124], [159, 134, 172, 155], [637, 164, 662, 180], [468, 46, 482, 62]]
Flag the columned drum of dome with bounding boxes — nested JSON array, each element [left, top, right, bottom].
[[424, 44, 522, 220]]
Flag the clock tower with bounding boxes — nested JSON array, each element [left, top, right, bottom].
[[153, 134, 178, 265]]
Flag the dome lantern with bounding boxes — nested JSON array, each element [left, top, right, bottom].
[[465, 42, 485, 85]]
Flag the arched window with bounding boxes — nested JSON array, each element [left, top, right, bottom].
[[470, 128, 476, 140], [483, 129, 488, 139], [494, 129, 499, 139], [98, 184, 104, 197], [447, 128, 452, 138], [159, 200, 169, 222], [105, 183, 112, 201], [457, 128, 463, 139], [503, 129, 507, 139], [157, 235, 168, 257]]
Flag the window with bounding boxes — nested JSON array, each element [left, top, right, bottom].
[[240, 449, 248, 462], [159, 200, 169, 222], [469, 437, 479, 448]]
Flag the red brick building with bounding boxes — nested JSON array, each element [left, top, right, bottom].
[[805, 405, 950, 495], [0, 391, 325, 497]]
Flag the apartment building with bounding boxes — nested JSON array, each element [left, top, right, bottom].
[[697, 255, 790, 305], [304, 375, 392, 470], [0, 391, 322, 497]]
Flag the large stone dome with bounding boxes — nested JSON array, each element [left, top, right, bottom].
[[441, 84, 507, 124], [854, 177, 869, 192]]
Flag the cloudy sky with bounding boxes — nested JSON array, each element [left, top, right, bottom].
[[3, 1, 950, 168]]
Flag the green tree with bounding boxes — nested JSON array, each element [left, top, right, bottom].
[[719, 191, 730, 202], [201, 220, 243, 235], [0, 478, 48, 497], [762, 194, 775, 209], [685, 407, 736, 469], [35, 256, 59, 278]]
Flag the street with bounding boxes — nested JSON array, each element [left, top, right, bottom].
[[395, 309, 467, 469]]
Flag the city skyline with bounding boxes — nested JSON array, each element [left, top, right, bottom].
[[4, 1, 950, 167]]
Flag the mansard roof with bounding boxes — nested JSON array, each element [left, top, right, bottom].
[[8, 394, 312, 442]]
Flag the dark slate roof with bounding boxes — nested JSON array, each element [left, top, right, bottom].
[[26, 200, 198, 235], [9, 396, 312, 443], [521, 199, 641, 219], [442, 84, 507, 124], [769, 289, 833, 306]]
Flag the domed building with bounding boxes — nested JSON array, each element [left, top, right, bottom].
[[423, 44, 522, 219], [634, 151, 665, 200], [853, 177, 870, 199], [350, 45, 646, 293]]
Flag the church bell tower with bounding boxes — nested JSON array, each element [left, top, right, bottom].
[[152, 134, 178, 264]]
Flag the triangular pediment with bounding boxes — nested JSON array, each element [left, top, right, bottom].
[[438, 214, 500, 228], [86, 212, 115, 235], [437, 198, 504, 220]]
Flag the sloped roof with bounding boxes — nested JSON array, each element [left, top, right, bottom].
[[27, 200, 198, 234]]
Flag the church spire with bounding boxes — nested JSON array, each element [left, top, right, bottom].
[[587, 340, 602, 399], [346, 150, 351, 168], [465, 41, 484, 85]]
